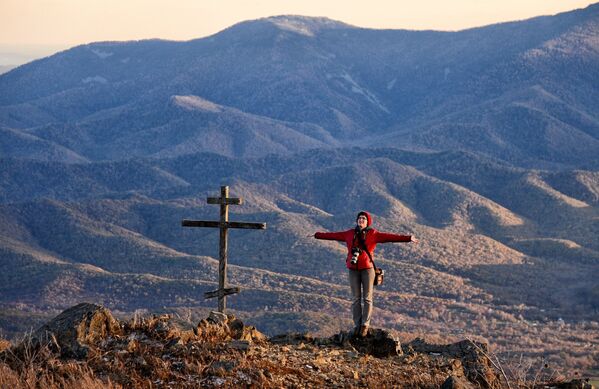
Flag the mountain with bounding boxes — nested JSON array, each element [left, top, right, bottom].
[[0, 126, 88, 162], [1, 6, 599, 167], [1, 5, 598, 376]]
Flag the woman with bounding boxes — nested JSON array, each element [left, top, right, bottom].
[[314, 211, 418, 337]]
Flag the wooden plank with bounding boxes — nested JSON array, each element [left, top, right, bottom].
[[218, 185, 230, 313], [207, 197, 243, 205], [182, 220, 220, 228], [227, 221, 267, 230], [181, 220, 266, 230], [204, 287, 240, 299]]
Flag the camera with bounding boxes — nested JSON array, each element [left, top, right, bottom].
[[350, 247, 361, 265]]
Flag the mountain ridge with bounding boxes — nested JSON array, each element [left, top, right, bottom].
[[1, 5, 598, 167]]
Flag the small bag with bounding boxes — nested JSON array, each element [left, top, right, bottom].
[[373, 267, 384, 286], [366, 246, 385, 286]]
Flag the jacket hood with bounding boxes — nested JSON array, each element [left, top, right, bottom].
[[356, 211, 372, 227]]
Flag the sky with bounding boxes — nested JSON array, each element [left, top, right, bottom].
[[0, 0, 596, 66]]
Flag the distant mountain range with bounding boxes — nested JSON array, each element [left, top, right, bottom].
[[0, 4, 598, 374], [1, 5, 599, 168]]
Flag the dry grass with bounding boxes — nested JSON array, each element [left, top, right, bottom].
[[0, 334, 116, 389], [0, 311, 593, 388]]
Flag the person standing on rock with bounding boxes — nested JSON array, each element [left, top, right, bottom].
[[314, 211, 418, 337]]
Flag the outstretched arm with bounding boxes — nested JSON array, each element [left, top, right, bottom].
[[374, 231, 417, 243], [314, 231, 347, 242]]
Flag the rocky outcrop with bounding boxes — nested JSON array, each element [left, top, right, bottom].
[[406, 338, 500, 388], [1, 304, 593, 388], [31, 303, 122, 358], [271, 327, 402, 358], [271, 330, 501, 388], [330, 328, 403, 357]]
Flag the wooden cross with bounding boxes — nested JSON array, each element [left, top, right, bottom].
[[182, 186, 266, 313]]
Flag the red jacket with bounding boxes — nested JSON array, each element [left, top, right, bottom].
[[314, 213, 411, 270]]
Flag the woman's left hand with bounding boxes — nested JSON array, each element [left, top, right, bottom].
[[411, 237, 419, 244]]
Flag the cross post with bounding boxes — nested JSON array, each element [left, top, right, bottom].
[[182, 185, 266, 313]]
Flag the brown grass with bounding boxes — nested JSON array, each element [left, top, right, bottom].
[[0, 311, 593, 388]]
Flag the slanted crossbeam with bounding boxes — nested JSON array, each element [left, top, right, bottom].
[[203, 287, 240, 299]]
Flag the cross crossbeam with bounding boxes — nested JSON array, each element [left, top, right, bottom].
[[207, 197, 242, 205], [182, 186, 266, 313], [203, 287, 240, 299], [182, 220, 266, 229]]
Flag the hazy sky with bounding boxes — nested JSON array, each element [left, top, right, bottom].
[[0, 0, 595, 64]]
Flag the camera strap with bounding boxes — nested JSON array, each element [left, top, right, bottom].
[[355, 229, 378, 272]]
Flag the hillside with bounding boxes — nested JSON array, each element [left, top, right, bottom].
[[0, 149, 597, 374]]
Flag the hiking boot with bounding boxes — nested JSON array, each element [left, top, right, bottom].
[[359, 325, 369, 337]]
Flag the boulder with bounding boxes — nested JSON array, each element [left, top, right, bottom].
[[207, 311, 228, 325], [31, 303, 122, 358], [347, 328, 403, 358], [229, 318, 267, 342], [405, 338, 500, 388]]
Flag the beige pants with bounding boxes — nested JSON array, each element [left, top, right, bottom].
[[348, 267, 375, 328]]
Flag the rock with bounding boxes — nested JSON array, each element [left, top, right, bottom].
[[209, 360, 237, 372], [345, 328, 403, 358], [228, 318, 245, 333], [229, 318, 266, 343], [30, 303, 122, 358], [441, 375, 476, 389], [330, 330, 353, 347], [547, 379, 595, 389], [270, 333, 315, 345], [207, 311, 228, 325], [271, 329, 401, 357], [405, 338, 500, 388], [196, 316, 230, 341]]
